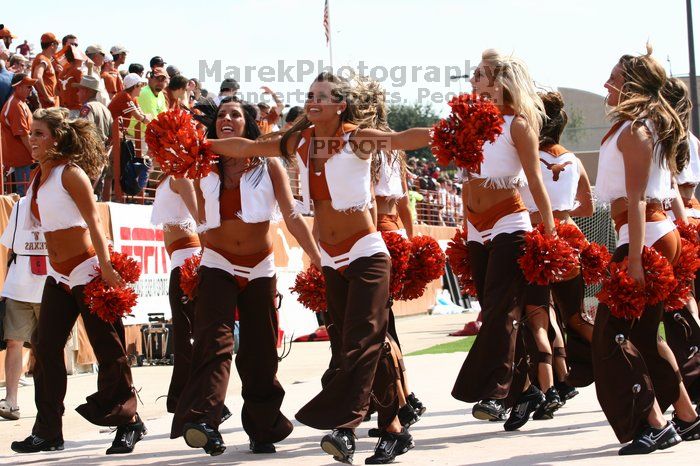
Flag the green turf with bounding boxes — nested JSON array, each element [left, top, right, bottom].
[[407, 336, 476, 356]]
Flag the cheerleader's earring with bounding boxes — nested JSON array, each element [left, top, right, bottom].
[[336, 110, 342, 115]]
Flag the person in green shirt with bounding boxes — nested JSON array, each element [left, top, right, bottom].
[[128, 66, 167, 136], [407, 187, 424, 224]]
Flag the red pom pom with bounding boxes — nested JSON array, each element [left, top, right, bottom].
[[179, 252, 202, 302], [396, 235, 446, 301], [430, 94, 504, 172], [381, 231, 412, 297], [665, 239, 700, 312], [290, 264, 327, 313], [518, 230, 578, 285], [597, 246, 675, 319], [445, 229, 476, 296], [547, 221, 587, 253], [675, 221, 700, 245], [145, 108, 218, 179], [83, 248, 141, 323], [580, 242, 612, 285]]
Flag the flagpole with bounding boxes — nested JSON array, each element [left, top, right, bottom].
[[327, 0, 334, 71]]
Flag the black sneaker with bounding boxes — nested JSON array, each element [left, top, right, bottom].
[[398, 403, 420, 428], [106, 414, 147, 454], [183, 422, 226, 456], [407, 393, 427, 417], [554, 381, 579, 403], [221, 404, 232, 424], [249, 438, 276, 453], [671, 413, 700, 441], [472, 399, 506, 422], [365, 428, 414, 464], [532, 387, 564, 421], [504, 386, 545, 431], [619, 422, 681, 455], [11, 434, 64, 453], [320, 428, 355, 464]]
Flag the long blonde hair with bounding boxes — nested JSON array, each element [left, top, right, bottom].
[[480, 49, 546, 134], [33, 107, 106, 179], [610, 45, 686, 173]]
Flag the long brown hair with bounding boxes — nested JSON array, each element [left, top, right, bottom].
[[661, 77, 692, 171], [33, 107, 106, 179], [279, 72, 374, 158], [609, 45, 687, 173], [538, 91, 568, 147]]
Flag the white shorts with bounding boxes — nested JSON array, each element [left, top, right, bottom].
[[200, 248, 275, 281], [617, 218, 676, 248], [48, 255, 100, 289], [466, 211, 532, 245], [320, 231, 389, 270], [171, 246, 202, 270]]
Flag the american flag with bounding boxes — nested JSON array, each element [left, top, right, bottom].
[[323, 0, 331, 45]]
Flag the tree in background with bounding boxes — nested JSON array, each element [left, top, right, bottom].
[[387, 103, 440, 161]]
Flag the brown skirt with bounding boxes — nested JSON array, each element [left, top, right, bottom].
[[592, 243, 682, 443]]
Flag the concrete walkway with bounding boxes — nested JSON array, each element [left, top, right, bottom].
[[1, 313, 696, 465]]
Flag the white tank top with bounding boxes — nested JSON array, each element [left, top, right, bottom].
[[676, 132, 700, 186], [374, 151, 405, 199], [467, 115, 527, 189], [198, 161, 280, 232], [295, 126, 373, 214], [25, 164, 88, 233], [519, 147, 580, 212], [595, 120, 674, 204], [150, 176, 197, 231]]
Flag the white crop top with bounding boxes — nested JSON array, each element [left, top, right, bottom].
[[595, 120, 674, 204], [150, 176, 197, 231], [374, 152, 405, 199], [25, 164, 88, 233], [676, 132, 700, 186], [519, 147, 580, 213], [467, 115, 527, 189], [295, 126, 373, 214], [198, 161, 280, 232]]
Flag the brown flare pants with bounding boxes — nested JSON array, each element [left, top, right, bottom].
[[31, 277, 137, 440], [296, 253, 395, 430], [170, 266, 292, 443], [166, 267, 196, 413]]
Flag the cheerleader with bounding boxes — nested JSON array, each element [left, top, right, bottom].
[[519, 91, 595, 402], [170, 97, 321, 456], [209, 72, 430, 464], [660, 77, 700, 406], [592, 47, 700, 455], [451, 49, 559, 431], [361, 77, 426, 430], [11, 108, 145, 455]]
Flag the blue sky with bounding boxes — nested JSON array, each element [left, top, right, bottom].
[[2, 0, 698, 112]]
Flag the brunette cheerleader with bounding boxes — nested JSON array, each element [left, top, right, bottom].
[[170, 97, 321, 456], [519, 91, 595, 404], [209, 72, 430, 464], [451, 49, 559, 431], [660, 77, 700, 407], [592, 47, 700, 455], [11, 108, 145, 455]]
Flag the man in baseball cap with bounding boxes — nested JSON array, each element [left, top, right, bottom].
[[0, 26, 16, 60], [31, 33, 59, 107], [1, 73, 37, 195], [149, 56, 165, 69]]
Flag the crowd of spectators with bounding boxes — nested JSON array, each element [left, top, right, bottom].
[[0, 24, 463, 225]]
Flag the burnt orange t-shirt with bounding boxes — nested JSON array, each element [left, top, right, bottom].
[[58, 64, 83, 110], [102, 70, 123, 96], [1, 95, 34, 168], [108, 91, 140, 126], [31, 53, 58, 108]]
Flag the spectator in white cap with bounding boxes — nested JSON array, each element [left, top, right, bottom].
[[110, 45, 128, 84], [83, 44, 111, 106]]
